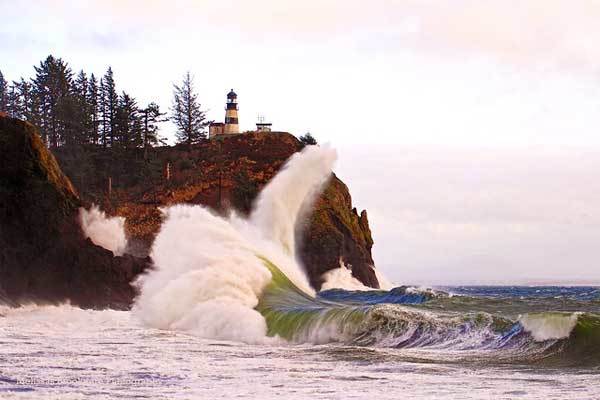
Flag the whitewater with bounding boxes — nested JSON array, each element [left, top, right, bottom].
[[1, 145, 599, 399]]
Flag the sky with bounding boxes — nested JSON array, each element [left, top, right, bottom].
[[2, 0, 600, 285]]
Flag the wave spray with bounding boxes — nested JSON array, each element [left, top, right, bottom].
[[133, 145, 337, 343]]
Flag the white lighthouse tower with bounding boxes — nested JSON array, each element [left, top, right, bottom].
[[224, 89, 239, 134]]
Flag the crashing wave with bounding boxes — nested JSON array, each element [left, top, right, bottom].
[[519, 312, 580, 341], [133, 145, 335, 343]]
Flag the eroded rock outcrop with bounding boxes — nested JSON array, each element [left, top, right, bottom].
[[0, 116, 150, 309]]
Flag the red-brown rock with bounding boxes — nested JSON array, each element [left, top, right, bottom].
[[55, 132, 380, 291]]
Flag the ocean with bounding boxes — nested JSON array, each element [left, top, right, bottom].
[[2, 146, 598, 399], [0, 285, 598, 399]]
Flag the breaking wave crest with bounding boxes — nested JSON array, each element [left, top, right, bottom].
[[258, 261, 600, 366], [133, 145, 335, 343]]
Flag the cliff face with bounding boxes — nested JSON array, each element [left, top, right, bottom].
[[0, 114, 377, 310], [0, 116, 150, 309], [55, 131, 380, 290], [298, 177, 378, 288]]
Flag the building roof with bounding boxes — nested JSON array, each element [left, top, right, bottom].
[[209, 122, 224, 126], [227, 89, 237, 98]]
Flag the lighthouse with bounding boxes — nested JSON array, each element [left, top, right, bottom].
[[224, 89, 239, 134]]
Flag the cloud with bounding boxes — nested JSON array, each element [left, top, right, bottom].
[[398, 0, 600, 70], [41, 0, 600, 71]]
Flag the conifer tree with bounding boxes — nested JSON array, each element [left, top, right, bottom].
[[139, 102, 167, 159], [6, 83, 19, 118], [32, 55, 74, 147], [98, 77, 107, 145], [13, 78, 34, 121], [0, 70, 8, 112], [100, 67, 118, 147], [74, 71, 88, 114], [73, 70, 91, 143], [87, 74, 100, 145], [9, 80, 24, 119], [74, 70, 88, 100], [171, 72, 208, 145], [115, 91, 140, 148], [61, 93, 80, 147]]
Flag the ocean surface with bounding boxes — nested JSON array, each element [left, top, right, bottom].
[[3, 147, 599, 399], [1, 285, 598, 400]]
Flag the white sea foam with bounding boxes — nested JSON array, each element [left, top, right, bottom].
[[320, 262, 394, 291], [375, 268, 394, 290], [320, 262, 371, 291], [79, 205, 127, 256], [133, 145, 337, 343], [519, 312, 579, 341], [3, 304, 598, 400]]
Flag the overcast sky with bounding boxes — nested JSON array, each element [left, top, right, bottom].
[[2, 1, 600, 284]]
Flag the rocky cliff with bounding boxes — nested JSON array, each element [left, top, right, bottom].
[[55, 131, 380, 290], [0, 116, 150, 309], [0, 115, 378, 309]]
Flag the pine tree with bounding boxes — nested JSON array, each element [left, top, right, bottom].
[[171, 72, 208, 145], [87, 74, 100, 144], [10, 80, 24, 119], [13, 78, 33, 121], [6, 83, 20, 119], [32, 55, 74, 147], [100, 67, 118, 147], [115, 91, 140, 148], [0, 70, 8, 112], [15, 77, 42, 128], [98, 77, 107, 146], [139, 102, 167, 159], [74, 70, 88, 100], [73, 70, 91, 144]]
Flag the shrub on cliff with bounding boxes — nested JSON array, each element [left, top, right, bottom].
[[231, 169, 260, 215], [299, 132, 317, 147]]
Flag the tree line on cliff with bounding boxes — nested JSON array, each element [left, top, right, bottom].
[[0, 55, 319, 152], [0, 55, 210, 149]]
